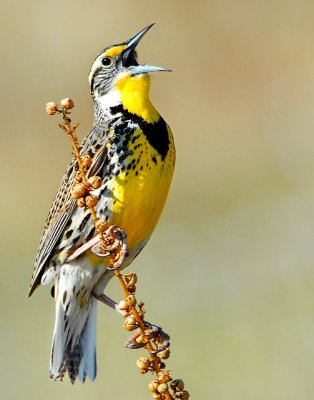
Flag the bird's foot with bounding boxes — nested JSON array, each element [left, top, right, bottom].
[[91, 225, 128, 270], [67, 225, 128, 269], [125, 329, 147, 349], [143, 321, 170, 354], [125, 321, 170, 354]]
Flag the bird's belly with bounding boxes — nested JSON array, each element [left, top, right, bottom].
[[106, 166, 173, 250]]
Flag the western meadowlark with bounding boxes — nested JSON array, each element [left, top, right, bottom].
[[29, 24, 175, 383]]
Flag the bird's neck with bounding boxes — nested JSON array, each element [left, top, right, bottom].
[[94, 74, 160, 124]]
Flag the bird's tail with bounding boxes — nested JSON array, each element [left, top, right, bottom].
[[50, 265, 98, 383]]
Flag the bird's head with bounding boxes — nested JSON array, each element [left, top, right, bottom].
[[88, 24, 170, 104]]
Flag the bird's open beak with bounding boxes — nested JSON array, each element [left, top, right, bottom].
[[122, 24, 171, 75]]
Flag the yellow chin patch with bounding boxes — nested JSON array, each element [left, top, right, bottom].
[[103, 45, 126, 58], [115, 74, 160, 123]]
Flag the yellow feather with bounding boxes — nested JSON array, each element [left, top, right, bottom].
[[116, 74, 160, 123], [107, 126, 175, 249], [103, 45, 126, 58]]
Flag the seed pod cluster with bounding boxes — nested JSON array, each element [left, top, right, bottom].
[[88, 175, 102, 189], [148, 379, 159, 393], [136, 356, 151, 374], [125, 294, 136, 307], [70, 171, 103, 209], [60, 97, 74, 110], [118, 282, 138, 315], [119, 266, 190, 399], [95, 218, 108, 233], [158, 371, 171, 383], [45, 102, 58, 115], [46, 98, 75, 116], [77, 198, 86, 208], [169, 379, 184, 392], [148, 372, 189, 399], [81, 154, 92, 169], [71, 183, 87, 199], [157, 383, 168, 394], [85, 194, 98, 207], [124, 316, 137, 331], [124, 272, 138, 294], [158, 347, 170, 359], [170, 379, 189, 399], [174, 391, 190, 400], [125, 272, 138, 286]]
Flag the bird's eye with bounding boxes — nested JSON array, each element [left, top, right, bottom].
[[102, 57, 112, 67]]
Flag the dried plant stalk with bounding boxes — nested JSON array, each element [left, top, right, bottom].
[[46, 99, 190, 400]]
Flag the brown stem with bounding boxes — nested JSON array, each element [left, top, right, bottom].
[[61, 112, 108, 242]]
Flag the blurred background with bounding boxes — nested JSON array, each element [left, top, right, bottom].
[[1, 0, 314, 398]]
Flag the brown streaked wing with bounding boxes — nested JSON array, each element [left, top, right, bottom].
[[29, 159, 78, 296], [29, 125, 109, 296]]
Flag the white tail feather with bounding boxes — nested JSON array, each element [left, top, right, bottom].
[[78, 299, 97, 382], [50, 264, 98, 383]]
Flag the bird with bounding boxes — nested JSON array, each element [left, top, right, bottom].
[[29, 24, 175, 383]]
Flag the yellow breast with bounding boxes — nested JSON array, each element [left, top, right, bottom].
[[107, 125, 175, 249]]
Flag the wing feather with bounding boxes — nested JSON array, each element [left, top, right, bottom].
[[29, 125, 108, 296]]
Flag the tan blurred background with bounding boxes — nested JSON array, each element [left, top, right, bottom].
[[2, 0, 314, 398]]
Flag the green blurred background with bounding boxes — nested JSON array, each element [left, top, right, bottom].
[[2, 0, 314, 398]]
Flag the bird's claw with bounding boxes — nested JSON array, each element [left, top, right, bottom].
[[124, 322, 170, 353], [67, 224, 128, 269], [91, 225, 128, 269], [125, 329, 147, 349]]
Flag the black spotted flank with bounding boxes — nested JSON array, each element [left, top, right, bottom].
[[65, 229, 73, 239], [110, 105, 170, 160], [78, 214, 90, 232]]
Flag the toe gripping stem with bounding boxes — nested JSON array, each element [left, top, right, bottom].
[[67, 225, 128, 269], [91, 225, 128, 270], [125, 321, 170, 354]]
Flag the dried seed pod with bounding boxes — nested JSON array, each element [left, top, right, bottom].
[[125, 272, 138, 286], [71, 183, 87, 199], [159, 361, 166, 370], [88, 175, 102, 189], [175, 390, 190, 400], [170, 379, 184, 392], [148, 380, 159, 393], [125, 294, 136, 307], [154, 356, 161, 365], [95, 219, 108, 233], [60, 97, 74, 110], [77, 198, 86, 208], [138, 301, 145, 318], [158, 371, 171, 383], [85, 195, 98, 207], [135, 334, 145, 344], [45, 102, 58, 115], [75, 175, 82, 183], [118, 300, 128, 311], [158, 347, 170, 359], [157, 383, 168, 394], [126, 284, 136, 293], [136, 356, 150, 373], [81, 154, 93, 168], [154, 334, 165, 346], [124, 316, 137, 331]]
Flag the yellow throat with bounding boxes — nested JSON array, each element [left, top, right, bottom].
[[115, 74, 160, 123]]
